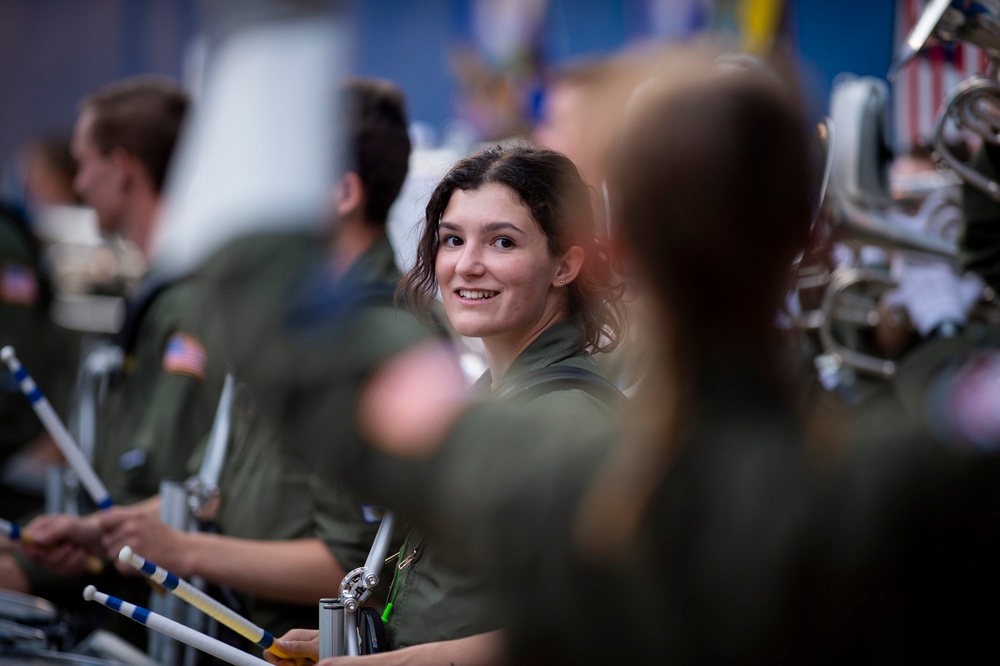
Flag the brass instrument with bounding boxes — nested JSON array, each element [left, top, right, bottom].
[[934, 76, 1000, 202], [795, 0, 1000, 382], [799, 64, 975, 379], [896, 0, 1000, 202], [817, 267, 897, 379]]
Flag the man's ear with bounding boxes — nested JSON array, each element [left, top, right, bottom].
[[335, 172, 364, 219], [553, 244, 585, 287], [109, 148, 135, 192], [111, 148, 159, 196]]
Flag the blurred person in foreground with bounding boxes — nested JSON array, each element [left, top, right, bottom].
[[266, 142, 626, 664], [304, 47, 1000, 664], [89, 77, 430, 640], [534, 55, 646, 198]]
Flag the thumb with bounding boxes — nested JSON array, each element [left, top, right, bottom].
[[272, 638, 318, 660]]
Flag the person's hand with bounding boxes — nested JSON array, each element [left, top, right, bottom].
[[263, 628, 320, 665], [358, 341, 470, 460], [21, 513, 102, 577], [97, 505, 187, 576]]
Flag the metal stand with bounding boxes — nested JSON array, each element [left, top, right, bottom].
[[318, 599, 346, 659], [149, 480, 192, 666], [321, 511, 396, 656], [55, 342, 122, 516], [146, 373, 238, 666]]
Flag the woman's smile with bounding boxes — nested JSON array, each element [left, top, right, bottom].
[[456, 288, 500, 301]]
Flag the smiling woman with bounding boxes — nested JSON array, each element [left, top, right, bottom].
[[344, 144, 630, 661], [401, 143, 625, 385]]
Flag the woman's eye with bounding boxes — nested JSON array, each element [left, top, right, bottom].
[[493, 237, 515, 250], [441, 235, 463, 248]]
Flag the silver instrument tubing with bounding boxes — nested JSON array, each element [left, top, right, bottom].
[[935, 76, 1000, 202], [818, 267, 898, 379]]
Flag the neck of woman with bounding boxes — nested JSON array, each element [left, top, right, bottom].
[[482, 308, 569, 388]]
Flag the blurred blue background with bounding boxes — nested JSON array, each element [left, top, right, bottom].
[[0, 0, 895, 182]]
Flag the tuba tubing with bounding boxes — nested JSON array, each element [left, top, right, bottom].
[[829, 197, 958, 259], [818, 267, 898, 379], [935, 76, 1000, 202]]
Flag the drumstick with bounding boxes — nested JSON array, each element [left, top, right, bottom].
[[118, 546, 293, 659], [83, 585, 269, 666], [1, 346, 113, 509], [0, 517, 103, 574], [0, 517, 23, 541]]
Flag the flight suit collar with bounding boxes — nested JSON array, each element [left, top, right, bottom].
[[115, 269, 187, 354], [474, 315, 588, 394], [337, 233, 401, 288]]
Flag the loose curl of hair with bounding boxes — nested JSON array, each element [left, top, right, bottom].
[[399, 144, 626, 353]]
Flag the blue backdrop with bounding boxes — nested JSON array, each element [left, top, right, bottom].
[[0, 0, 897, 188]]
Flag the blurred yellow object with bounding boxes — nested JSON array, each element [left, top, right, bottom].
[[741, 0, 786, 54]]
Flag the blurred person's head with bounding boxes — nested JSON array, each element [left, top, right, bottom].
[[326, 77, 412, 276], [609, 50, 810, 358], [18, 134, 80, 208], [336, 77, 411, 228], [72, 77, 188, 250], [534, 56, 647, 191], [402, 144, 625, 378], [578, 48, 812, 558]]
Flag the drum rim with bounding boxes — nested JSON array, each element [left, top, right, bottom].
[[0, 646, 125, 665], [0, 589, 59, 622]]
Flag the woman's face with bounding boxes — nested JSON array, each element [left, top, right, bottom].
[[435, 183, 569, 348]]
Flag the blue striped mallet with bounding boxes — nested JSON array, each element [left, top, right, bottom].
[[1, 346, 112, 509], [118, 546, 294, 659], [0, 516, 24, 542], [82, 585, 269, 666]]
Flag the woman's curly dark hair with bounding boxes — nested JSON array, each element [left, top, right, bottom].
[[399, 143, 625, 352]]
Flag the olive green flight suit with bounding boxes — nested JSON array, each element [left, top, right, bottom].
[[94, 277, 221, 506], [367, 347, 1000, 664], [382, 316, 619, 650], [189, 234, 424, 637]]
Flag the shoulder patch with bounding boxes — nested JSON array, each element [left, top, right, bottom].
[[162, 332, 207, 380], [0, 263, 38, 307], [927, 352, 1000, 454]]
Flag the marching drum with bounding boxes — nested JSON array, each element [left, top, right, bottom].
[[0, 589, 64, 648], [0, 652, 123, 665], [0, 617, 49, 652]]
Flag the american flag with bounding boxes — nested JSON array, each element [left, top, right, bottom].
[[0, 263, 38, 307], [162, 332, 207, 380], [893, 0, 988, 152]]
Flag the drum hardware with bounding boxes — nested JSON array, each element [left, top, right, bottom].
[[319, 511, 396, 658], [149, 373, 238, 666]]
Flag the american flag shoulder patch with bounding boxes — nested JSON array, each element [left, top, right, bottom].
[[0, 263, 38, 307], [162, 332, 207, 380]]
